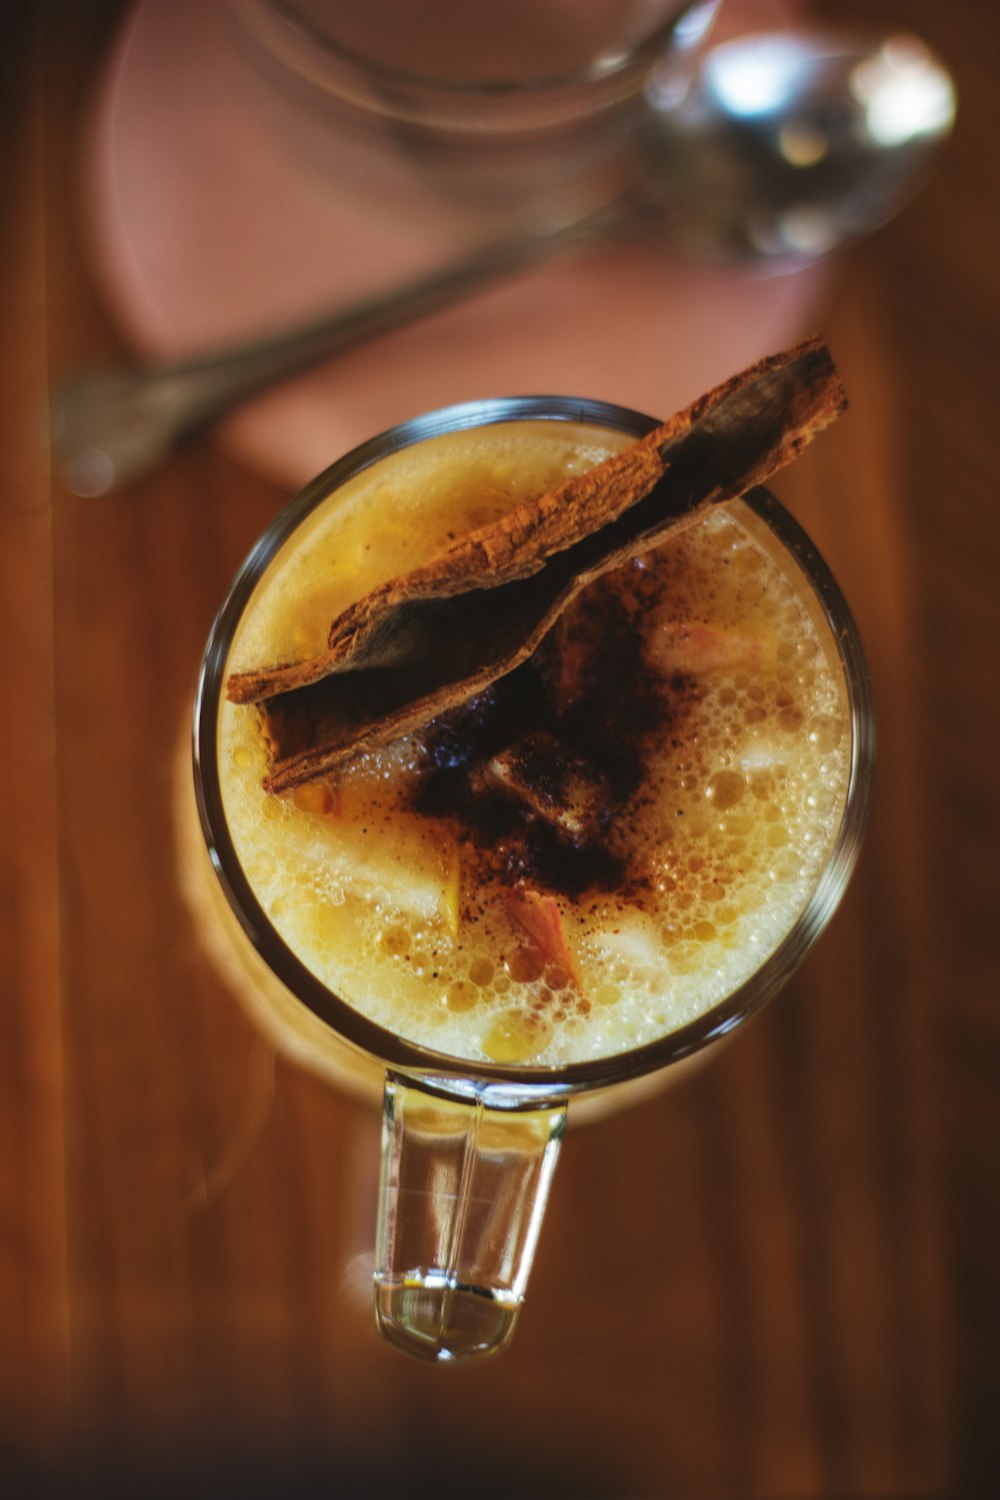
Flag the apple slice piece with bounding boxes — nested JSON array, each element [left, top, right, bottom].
[[586, 909, 665, 971], [504, 884, 583, 994], [479, 731, 609, 839], [277, 807, 460, 930], [648, 621, 777, 678]]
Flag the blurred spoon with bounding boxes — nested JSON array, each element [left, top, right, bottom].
[[638, 29, 957, 264], [52, 28, 955, 497]]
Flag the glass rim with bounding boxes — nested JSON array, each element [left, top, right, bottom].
[[230, 0, 701, 117], [193, 394, 875, 1101]]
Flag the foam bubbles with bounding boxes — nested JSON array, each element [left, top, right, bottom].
[[219, 426, 851, 1070]]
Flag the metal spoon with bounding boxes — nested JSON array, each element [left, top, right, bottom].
[[637, 29, 957, 264], [52, 28, 955, 497]]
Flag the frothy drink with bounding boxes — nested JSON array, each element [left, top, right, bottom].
[[218, 419, 851, 1070]]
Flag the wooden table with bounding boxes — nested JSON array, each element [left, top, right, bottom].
[[3, 2, 997, 1495]]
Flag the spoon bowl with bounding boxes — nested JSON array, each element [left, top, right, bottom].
[[638, 30, 956, 266]]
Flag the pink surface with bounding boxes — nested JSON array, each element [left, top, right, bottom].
[[82, 0, 823, 493]]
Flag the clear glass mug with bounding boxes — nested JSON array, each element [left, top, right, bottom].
[[192, 395, 875, 1363], [228, 0, 723, 232]]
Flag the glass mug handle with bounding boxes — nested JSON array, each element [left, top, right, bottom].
[[374, 1072, 567, 1362]]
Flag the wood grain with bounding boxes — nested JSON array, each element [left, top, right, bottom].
[[1, 11, 70, 1478], [2, 0, 997, 1495]]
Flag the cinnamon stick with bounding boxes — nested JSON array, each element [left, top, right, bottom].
[[227, 336, 846, 792]]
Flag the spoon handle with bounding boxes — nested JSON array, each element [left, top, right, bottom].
[[52, 206, 618, 496]]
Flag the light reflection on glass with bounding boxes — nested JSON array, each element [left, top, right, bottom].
[[851, 36, 957, 147], [703, 36, 810, 119], [778, 122, 829, 168]]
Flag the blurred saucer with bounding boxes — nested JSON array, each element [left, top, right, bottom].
[[81, 0, 821, 493]]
